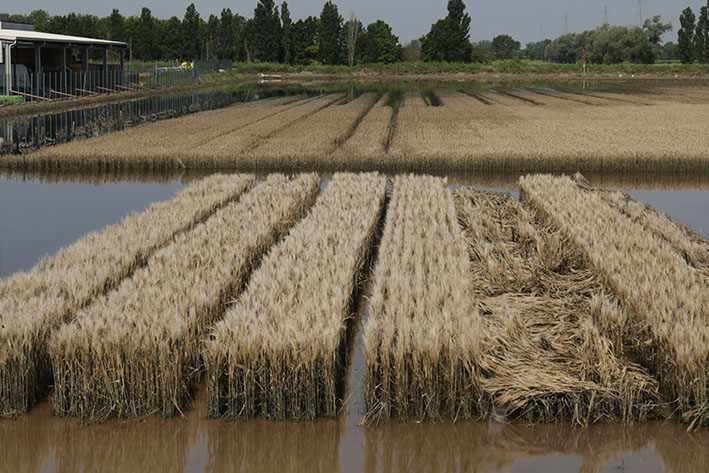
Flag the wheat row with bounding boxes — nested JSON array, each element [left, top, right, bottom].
[[205, 172, 387, 421], [0, 173, 254, 417], [363, 174, 489, 423], [454, 189, 659, 426], [595, 186, 709, 274], [5, 85, 709, 173], [48, 174, 319, 420], [519, 174, 709, 429]]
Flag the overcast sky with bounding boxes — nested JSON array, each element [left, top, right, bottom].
[[9, 1, 707, 44]]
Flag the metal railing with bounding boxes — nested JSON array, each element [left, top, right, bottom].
[[0, 68, 198, 105]]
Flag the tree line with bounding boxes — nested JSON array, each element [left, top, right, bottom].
[[8, 1, 402, 65], [9, 0, 686, 65]]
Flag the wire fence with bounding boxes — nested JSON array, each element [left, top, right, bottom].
[[0, 68, 198, 105]]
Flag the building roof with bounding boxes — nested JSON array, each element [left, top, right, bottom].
[[0, 28, 127, 48]]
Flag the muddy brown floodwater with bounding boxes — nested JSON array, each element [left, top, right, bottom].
[[2, 381, 709, 473], [0, 172, 707, 473]]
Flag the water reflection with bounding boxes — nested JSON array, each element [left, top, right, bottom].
[[2, 395, 709, 473], [3, 169, 709, 190], [0, 84, 321, 156], [0, 176, 187, 278]]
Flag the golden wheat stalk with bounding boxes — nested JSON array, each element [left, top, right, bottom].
[[363, 174, 488, 423], [204, 172, 386, 421], [46, 174, 319, 420], [0, 174, 254, 417]]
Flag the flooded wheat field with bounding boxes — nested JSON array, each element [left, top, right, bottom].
[[0, 171, 707, 473], [1, 81, 709, 473]]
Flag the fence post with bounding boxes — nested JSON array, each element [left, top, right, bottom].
[[34, 44, 42, 99], [102, 48, 108, 91]]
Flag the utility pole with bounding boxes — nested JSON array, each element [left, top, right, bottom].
[[564, 12, 569, 34], [604, 5, 609, 25], [636, 0, 643, 26], [539, 24, 545, 41]]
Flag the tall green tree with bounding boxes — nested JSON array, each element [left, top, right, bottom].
[[696, 4, 709, 63], [205, 14, 220, 59], [281, 2, 294, 64], [319, 1, 343, 65], [292, 16, 319, 65], [162, 16, 183, 60], [251, 0, 281, 62], [643, 15, 672, 62], [182, 3, 202, 60], [133, 8, 161, 60], [421, 0, 473, 62], [491, 34, 521, 59], [359, 20, 401, 63], [217, 9, 233, 60], [106, 9, 125, 42], [678, 7, 696, 63]]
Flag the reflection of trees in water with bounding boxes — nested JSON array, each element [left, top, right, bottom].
[[363, 422, 709, 473]]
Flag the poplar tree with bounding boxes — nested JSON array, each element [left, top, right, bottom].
[[251, 0, 281, 62], [181, 3, 202, 60], [696, 3, 709, 63], [319, 1, 343, 65], [281, 2, 293, 64]]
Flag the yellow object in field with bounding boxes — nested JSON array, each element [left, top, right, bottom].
[[181, 62, 194, 70], [139, 72, 152, 86]]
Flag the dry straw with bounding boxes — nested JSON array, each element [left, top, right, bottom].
[[48, 173, 320, 420], [363, 175, 488, 423], [205, 172, 387, 421], [520, 174, 709, 429], [0, 173, 254, 417], [454, 189, 660, 426]]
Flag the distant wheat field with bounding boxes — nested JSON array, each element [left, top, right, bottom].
[[5, 82, 709, 173]]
